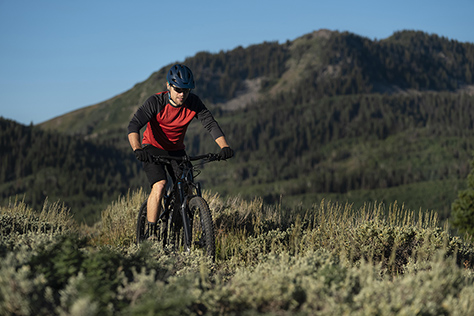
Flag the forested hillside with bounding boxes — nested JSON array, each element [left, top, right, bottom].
[[0, 117, 145, 223], [39, 30, 474, 143], [186, 90, 474, 218], [7, 29, 474, 223], [195, 92, 474, 188]]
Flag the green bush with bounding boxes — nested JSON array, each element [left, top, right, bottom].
[[452, 154, 474, 236], [452, 188, 474, 236]]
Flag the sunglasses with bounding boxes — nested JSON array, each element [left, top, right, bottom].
[[171, 85, 191, 94]]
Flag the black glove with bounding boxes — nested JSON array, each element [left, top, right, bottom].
[[134, 148, 151, 162], [219, 147, 234, 160]]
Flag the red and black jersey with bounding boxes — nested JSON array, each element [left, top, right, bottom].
[[128, 91, 224, 151]]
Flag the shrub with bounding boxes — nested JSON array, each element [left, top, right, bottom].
[[94, 188, 147, 246], [2, 192, 474, 315], [0, 198, 76, 237]]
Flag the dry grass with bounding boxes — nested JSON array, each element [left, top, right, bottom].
[[92, 188, 147, 246], [1, 197, 77, 236]]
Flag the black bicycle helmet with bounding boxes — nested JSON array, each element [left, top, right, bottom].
[[167, 64, 195, 89]]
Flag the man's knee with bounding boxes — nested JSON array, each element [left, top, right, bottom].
[[151, 180, 166, 194]]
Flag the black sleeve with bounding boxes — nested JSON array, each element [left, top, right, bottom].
[[128, 95, 160, 134], [192, 95, 225, 140]]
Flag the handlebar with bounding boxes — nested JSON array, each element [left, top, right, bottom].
[[151, 153, 222, 164]]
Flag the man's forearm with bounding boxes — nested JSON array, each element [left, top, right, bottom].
[[215, 136, 230, 149], [128, 132, 142, 151]]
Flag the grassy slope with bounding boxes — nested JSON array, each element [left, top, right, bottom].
[[1, 191, 473, 315]]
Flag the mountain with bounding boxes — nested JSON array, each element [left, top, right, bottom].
[[12, 29, 474, 221], [39, 29, 474, 140]]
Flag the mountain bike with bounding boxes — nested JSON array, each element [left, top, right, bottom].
[[136, 153, 221, 258]]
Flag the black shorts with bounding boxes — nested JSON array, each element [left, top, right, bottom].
[[142, 145, 186, 187]]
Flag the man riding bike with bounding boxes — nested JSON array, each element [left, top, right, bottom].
[[128, 64, 234, 239]]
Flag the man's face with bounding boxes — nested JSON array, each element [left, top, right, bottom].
[[167, 83, 191, 106]]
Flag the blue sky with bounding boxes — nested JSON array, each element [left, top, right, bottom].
[[1, 0, 473, 125]]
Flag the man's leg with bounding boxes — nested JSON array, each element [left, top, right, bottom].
[[141, 146, 184, 238], [147, 179, 166, 223]]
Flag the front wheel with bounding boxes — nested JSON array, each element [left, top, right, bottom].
[[188, 196, 216, 259]]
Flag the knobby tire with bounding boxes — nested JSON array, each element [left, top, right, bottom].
[[188, 196, 216, 259]]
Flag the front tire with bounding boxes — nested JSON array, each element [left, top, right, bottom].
[[188, 196, 216, 259]]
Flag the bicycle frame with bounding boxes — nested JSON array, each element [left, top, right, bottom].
[[154, 153, 218, 249]]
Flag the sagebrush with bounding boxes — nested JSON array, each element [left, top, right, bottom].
[[1, 191, 474, 315]]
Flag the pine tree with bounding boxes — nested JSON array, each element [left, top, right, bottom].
[[452, 155, 474, 236]]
